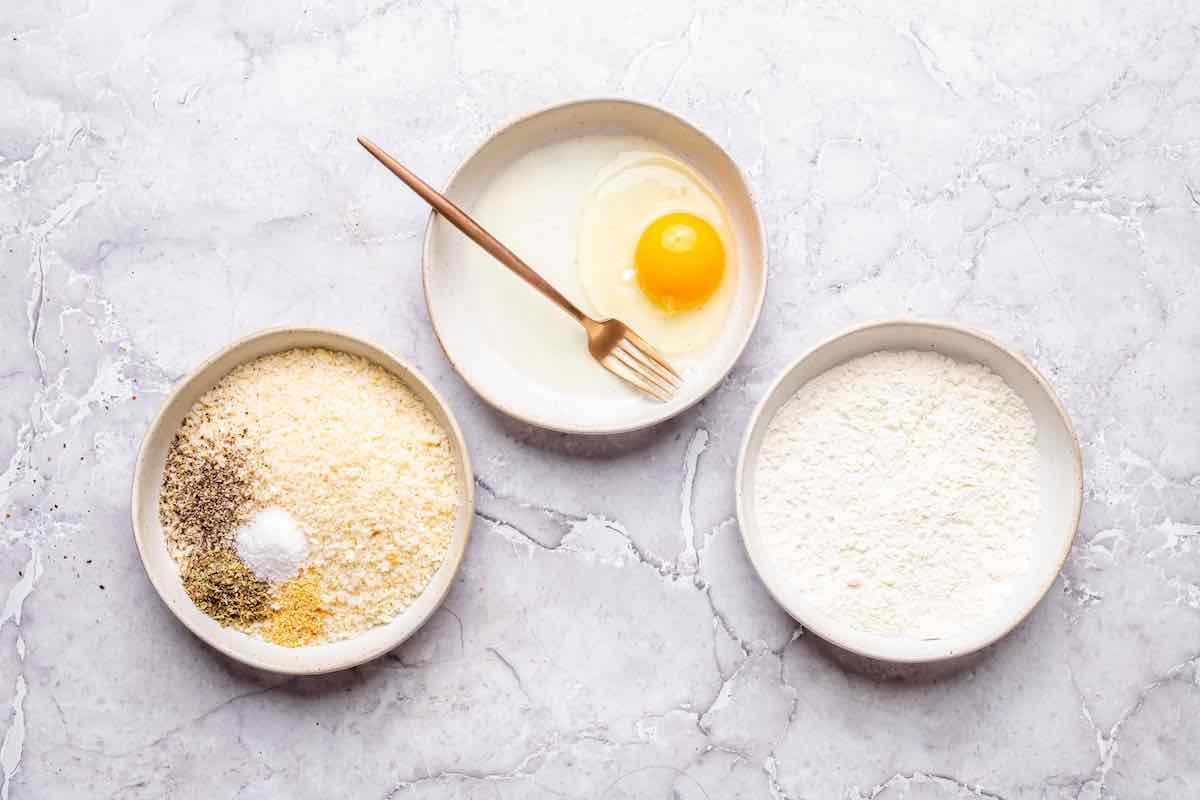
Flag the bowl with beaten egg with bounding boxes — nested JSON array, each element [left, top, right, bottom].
[[422, 98, 766, 434]]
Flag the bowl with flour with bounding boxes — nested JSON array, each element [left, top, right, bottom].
[[736, 320, 1082, 662], [132, 328, 473, 674]]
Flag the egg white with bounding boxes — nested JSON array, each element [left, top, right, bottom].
[[458, 135, 652, 399]]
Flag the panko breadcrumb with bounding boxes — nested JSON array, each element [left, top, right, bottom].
[[167, 347, 460, 644]]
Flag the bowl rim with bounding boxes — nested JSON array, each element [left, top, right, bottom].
[[734, 318, 1084, 663], [420, 96, 768, 435], [130, 326, 475, 675]]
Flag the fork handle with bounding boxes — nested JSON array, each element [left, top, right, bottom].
[[358, 137, 586, 324]]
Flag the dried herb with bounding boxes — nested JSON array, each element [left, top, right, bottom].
[[182, 549, 271, 626]]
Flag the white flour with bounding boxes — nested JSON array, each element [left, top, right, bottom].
[[754, 350, 1040, 638]]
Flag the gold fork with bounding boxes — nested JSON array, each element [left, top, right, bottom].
[[358, 136, 682, 401]]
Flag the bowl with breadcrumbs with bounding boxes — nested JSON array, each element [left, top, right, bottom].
[[132, 327, 473, 674]]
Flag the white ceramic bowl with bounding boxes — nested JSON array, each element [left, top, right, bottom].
[[423, 98, 767, 434], [736, 320, 1083, 662], [132, 328, 474, 674]]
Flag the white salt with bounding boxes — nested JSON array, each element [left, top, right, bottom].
[[235, 507, 308, 582]]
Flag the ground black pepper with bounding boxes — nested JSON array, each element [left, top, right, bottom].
[[159, 427, 256, 557]]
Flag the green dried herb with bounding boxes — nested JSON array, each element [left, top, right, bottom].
[[182, 548, 271, 627]]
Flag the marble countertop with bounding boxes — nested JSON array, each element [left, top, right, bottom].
[[3, 1, 1199, 797]]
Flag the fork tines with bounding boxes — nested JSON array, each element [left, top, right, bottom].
[[603, 332, 682, 402]]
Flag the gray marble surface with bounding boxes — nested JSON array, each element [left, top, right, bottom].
[[3, 1, 1199, 797]]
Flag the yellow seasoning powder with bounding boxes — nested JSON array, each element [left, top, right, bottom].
[[265, 570, 328, 647]]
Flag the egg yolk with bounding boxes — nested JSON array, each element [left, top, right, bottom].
[[634, 212, 725, 312]]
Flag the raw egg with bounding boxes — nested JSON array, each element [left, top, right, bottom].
[[577, 152, 737, 356]]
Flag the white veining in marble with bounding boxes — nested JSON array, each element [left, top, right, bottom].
[[3, 1, 1199, 797]]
